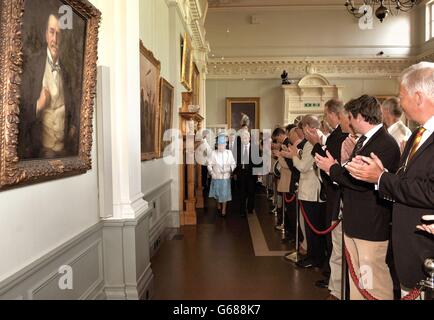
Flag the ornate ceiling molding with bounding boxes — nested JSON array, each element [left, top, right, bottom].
[[167, 0, 210, 71], [207, 57, 414, 79], [418, 49, 434, 63]]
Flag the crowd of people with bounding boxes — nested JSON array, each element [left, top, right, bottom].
[[203, 61, 434, 300]]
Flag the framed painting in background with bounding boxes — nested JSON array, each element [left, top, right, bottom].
[[226, 98, 260, 131], [181, 32, 193, 91], [159, 78, 174, 157], [0, 0, 100, 190], [140, 41, 161, 161], [192, 63, 200, 105]]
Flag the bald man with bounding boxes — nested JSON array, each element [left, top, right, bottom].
[[19, 14, 77, 160]]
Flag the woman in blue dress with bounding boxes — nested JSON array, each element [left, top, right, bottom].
[[208, 134, 236, 217]]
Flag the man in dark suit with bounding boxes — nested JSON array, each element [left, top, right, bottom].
[[346, 62, 434, 297], [234, 130, 261, 217], [305, 99, 348, 295], [315, 95, 401, 300], [18, 14, 77, 160]]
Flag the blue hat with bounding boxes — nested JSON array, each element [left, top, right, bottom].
[[217, 134, 226, 145]]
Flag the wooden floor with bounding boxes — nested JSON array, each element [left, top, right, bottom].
[[151, 185, 329, 300]]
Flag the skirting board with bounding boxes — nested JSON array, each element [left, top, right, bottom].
[[0, 223, 104, 300]]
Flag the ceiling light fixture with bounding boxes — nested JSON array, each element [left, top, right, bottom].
[[345, 0, 419, 23]]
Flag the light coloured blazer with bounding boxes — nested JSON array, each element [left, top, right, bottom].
[[277, 156, 292, 193], [388, 120, 412, 148], [292, 141, 324, 202], [207, 150, 236, 180]]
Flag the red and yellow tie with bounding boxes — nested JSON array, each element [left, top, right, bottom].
[[407, 127, 426, 162]]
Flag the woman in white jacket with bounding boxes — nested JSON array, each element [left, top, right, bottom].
[[208, 134, 236, 217]]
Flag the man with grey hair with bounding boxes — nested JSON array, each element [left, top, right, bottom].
[[19, 14, 77, 159], [381, 97, 412, 152], [234, 130, 259, 217], [346, 62, 434, 298]]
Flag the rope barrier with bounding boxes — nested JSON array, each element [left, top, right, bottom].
[[344, 246, 422, 300], [298, 201, 341, 236], [284, 193, 296, 204]]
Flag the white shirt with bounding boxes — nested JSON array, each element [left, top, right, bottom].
[[362, 124, 383, 148], [241, 143, 250, 166], [388, 120, 412, 147], [377, 116, 434, 190]]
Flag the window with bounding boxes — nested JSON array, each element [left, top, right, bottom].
[[427, 1, 434, 41]]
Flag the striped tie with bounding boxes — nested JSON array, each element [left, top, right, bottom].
[[407, 127, 426, 162]]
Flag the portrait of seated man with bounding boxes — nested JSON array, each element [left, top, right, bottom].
[[18, 1, 86, 160]]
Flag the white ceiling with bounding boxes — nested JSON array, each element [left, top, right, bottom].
[[208, 0, 344, 8]]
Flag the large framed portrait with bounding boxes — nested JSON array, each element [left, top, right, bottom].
[[180, 33, 193, 92], [226, 98, 260, 131], [140, 41, 161, 161], [159, 78, 174, 157], [0, 0, 100, 190]]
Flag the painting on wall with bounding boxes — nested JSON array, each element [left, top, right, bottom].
[[140, 41, 161, 161], [159, 78, 174, 157], [226, 98, 260, 131], [0, 0, 101, 190], [181, 32, 193, 92]]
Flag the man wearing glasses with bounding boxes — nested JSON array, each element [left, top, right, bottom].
[[346, 62, 434, 298]]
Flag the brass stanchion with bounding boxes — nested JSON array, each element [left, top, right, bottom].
[[341, 228, 348, 301], [285, 185, 300, 263], [280, 192, 286, 240], [421, 258, 434, 300]]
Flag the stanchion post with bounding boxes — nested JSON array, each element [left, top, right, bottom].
[[421, 258, 434, 300], [285, 185, 299, 263], [341, 225, 348, 301], [281, 192, 286, 240]]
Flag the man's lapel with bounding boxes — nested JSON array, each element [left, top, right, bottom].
[[405, 131, 434, 171], [358, 126, 385, 155]]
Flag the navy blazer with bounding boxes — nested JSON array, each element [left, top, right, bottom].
[[329, 127, 400, 242], [379, 128, 434, 288]]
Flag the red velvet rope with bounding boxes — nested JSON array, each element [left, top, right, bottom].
[[344, 247, 422, 300], [284, 193, 296, 204], [298, 201, 341, 236]]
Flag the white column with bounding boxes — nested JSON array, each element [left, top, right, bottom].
[[94, 0, 148, 219]]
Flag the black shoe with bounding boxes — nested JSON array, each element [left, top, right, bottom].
[[315, 279, 329, 289], [296, 258, 314, 269], [240, 212, 246, 217]]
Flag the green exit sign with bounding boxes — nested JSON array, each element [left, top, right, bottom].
[[304, 102, 321, 108]]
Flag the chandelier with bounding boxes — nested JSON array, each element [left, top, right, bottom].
[[345, 0, 420, 23]]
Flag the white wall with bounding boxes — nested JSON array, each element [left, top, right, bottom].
[[140, 0, 194, 215], [0, 115, 99, 283], [206, 6, 417, 58], [206, 77, 399, 130]]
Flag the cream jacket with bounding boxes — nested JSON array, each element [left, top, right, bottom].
[[207, 150, 236, 180], [292, 141, 324, 202]]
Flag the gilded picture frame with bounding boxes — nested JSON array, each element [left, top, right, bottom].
[[159, 78, 174, 157], [0, 0, 101, 190], [181, 32, 193, 92], [226, 98, 260, 131], [140, 41, 161, 161]]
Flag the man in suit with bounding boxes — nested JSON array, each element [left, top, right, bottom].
[[305, 99, 348, 297], [381, 97, 412, 153], [234, 130, 260, 217], [315, 95, 401, 300], [18, 14, 77, 160], [345, 62, 434, 297]]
